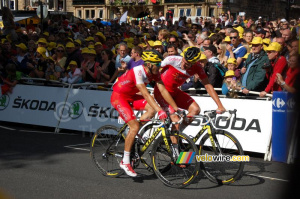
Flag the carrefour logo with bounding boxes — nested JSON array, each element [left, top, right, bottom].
[[68, 101, 84, 119], [0, 95, 10, 111], [272, 98, 285, 109]]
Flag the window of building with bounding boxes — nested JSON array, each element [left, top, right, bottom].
[[78, 10, 82, 18], [10, 0, 15, 10], [99, 10, 103, 19], [86, 10, 90, 19], [186, 9, 191, 17], [196, 8, 202, 16], [91, 10, 95, 19], [209, 8, 214, 17], [179, 9, 184, 17]]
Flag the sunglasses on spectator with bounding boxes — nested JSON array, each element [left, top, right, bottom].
[[230, 37, 238, 40], [56, 50, 64, 52], [101, 53, 106, 55]]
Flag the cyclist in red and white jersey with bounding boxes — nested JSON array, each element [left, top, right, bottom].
[[111, 50, 179, 177], [154, 47, 226, 130]]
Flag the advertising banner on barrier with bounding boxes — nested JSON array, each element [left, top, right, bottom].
[[0, 85, 69, 127], [58, 89, 123, 133], [0, 85, 272, 154], [185, 97, 272, 153]]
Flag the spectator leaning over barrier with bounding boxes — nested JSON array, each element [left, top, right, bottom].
[[275, 54, 300, 93], [0, 63, 21, 94], [61, 61, 82, 84], [222, 70, 241, 98], [259, 42, 287, 97], [203, 44, 224, 88], [240, 37, 270, 94], [225, 29, 247, 69], [45, 57, 62, 81]]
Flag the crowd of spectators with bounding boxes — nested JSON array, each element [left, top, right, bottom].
[[0, 7, 299, 97]]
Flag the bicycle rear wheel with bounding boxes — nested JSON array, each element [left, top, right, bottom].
[[199, 130, 245, 185], [152, 132, 200, 188], [90, 125, 125, 177]]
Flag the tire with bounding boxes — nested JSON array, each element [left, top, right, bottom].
[[151, 132, 200, 188], [90, 125, 125, 177], [199, 130, 245, 185]]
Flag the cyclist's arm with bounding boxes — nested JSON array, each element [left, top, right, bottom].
[[136, 83, 162, 112], [156, 80, 178, 111], [201, 77, 226, 112]]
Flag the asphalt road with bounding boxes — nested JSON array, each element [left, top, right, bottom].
[[0, 122, 295, 199]]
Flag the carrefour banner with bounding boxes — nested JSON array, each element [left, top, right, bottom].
[[0, 85, 69, 127]]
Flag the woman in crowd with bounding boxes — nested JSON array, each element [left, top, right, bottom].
[[217, 42, 227, 66], [275, 54, 300, 93], [2, 7, 18, 41], [97, 49, 116, 83], [52, 44, 67, 72], [81, 49, 99, 83]]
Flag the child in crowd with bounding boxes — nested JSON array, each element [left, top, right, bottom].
[[222, 70, 241, 98], [60, 61, 82, 84], [157, 29, 169, 52], [226, 57, 241, 80]]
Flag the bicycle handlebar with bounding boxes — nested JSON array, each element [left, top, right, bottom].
[[201, 109, 237, 125]]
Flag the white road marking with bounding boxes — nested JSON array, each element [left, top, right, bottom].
[[64, 143, 90, 152], [0, 125, 16, 131], [247, 173, 289, 182]]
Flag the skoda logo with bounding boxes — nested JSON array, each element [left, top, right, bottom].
[[68, 101, 84, 119], [0, 95, 10, 111]]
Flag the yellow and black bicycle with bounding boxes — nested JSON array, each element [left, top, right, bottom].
[[188, 109, 245, 185], [90, 114, 200, 188]]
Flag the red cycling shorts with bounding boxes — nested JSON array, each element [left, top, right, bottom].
[[154, 86, 195, 113], [111, 92, 147, 123]]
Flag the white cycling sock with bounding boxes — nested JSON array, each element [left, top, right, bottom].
[[172, 144, 179, 156], [123, 151, 131, 164]]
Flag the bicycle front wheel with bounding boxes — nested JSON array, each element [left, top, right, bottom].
[[90, 125, 125, 177], [152, 132, 200, 188], [199, 130, 245, 185]]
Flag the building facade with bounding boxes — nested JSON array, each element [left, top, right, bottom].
[[8, 0, 300, 21]]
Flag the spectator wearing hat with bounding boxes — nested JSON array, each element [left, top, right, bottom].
[[47, 42, 57, 56], [28, 47, 48, 78], [94, 42, 103, 63], [225, 29, 247, 69], [222, 70, 241, 98], [259, 42, 287, 97], [81, 49, 100, 83], [274, 37, 289, 60], [64, 42, 81, 70], [61, 61, 82, 84], [52, 44, 67, 72], [45, 57, 62, 81], [153, 40, 164, 54], [15, 43, 31, 75], [240, 37, 269, 94], [254, 28, 266, 39], [225, 57, 241, 80], [74, 39, 82, 50], [203, 44, 224, 88]]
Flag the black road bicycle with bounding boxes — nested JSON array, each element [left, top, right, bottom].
[[90, 114, 200, 188]]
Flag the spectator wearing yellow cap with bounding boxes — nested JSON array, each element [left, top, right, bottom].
[[81, 49, 100, 83], [28, 47, 48, 78], [74, 39, 82, 50], [15, 43, 32, 75], [259, 42, 287, 97], [222, 70, 241, 98], [37, 37, 49, 57], [47, 42, 57, 56], [61, 60, 82, 84], [64, 42, 82, 70], [240, 37, 270, 94], [225, 29, 247, 69], [153, 40, 164, 55]]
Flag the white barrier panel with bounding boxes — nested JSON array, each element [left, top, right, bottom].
[[184, 97, 272, 153], [0, 85, 69, 127], [58, 89, 123, 133], [0, 85, 272, 154]]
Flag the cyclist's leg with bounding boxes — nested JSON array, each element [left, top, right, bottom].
[[132, 94, 156, 121]]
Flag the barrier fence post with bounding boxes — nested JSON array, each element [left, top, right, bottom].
[[272, 91, 295, 163]]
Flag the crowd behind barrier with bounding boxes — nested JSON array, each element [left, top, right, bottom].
[[1, 7, 299, 98]]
